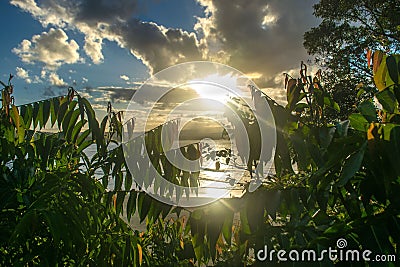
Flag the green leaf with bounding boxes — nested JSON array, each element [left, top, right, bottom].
[[337, 141, 367, 187], [294, 102, 309, 112], [77, 94, 85, 122], [394, 85, 400, 105], [239, 207, 252, 235], [76, 129, 90, 146], [21, 104, 33, 129], [65, 109, 81, 141], [335, 120, 349, 137], [319, 127, 336, 148], [138, 193, 152, 223], [50, 97, 59, 127], [358, 100, 377, 122], [125, 171, 133, 191], [42, 99, 50, 128], [37, 101, 44, 129], [376, 89, 397, 113], [349, 113, 369, 132], [71, 119, 87, 144], [221, 210, 234, 245], [190, 209, 206, 262], [33, 102, 39, 129], [286, 79, 301, 111], [80, 97, 101, 145], [126, 190, 137, 221], [11, 105, 25, 143], [386, 55, 399, 84], [76, 139, 93, 155], [115, 191, 126, 216], [57, 98, 69, 129], [374, 53, 388, 91], [323, 96, 340, 112]]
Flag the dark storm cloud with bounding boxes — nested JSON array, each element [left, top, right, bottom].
[[196, 0, 319, 87], [108, 19, 202, 74], [75, 0, 138, 25]]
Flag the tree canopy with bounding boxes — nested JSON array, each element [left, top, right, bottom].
[[304, 0, 400, 119]]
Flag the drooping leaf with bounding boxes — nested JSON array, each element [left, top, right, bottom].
[[11, 105, 25, 143], [386, 55, 399, 84], [115, 191, 126, 216], [376, 89, 397, 113], [335, 120, 349, 137], [319, 126, 336, 148], [21, 104, 33, 129], [126, 190, 137, 221], [42, 99, 51, 128], [137, 193, 152, 223], [286, 78, 301, 111], [137, 244, 143, 266], [33, 102, 39, 129], [57, 98, 69, 129], [357, 101, 377, 122], [65, 109, 81, 141], [71, 119, 87, 144], [349, 113, 369, 132], [37, 101, 44, 129], [50, 97, 59, 127], [221, 210, 234, 245], [337, 141, 367, 187]]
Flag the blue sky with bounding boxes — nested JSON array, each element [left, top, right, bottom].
[[0, 0, 319, 114]]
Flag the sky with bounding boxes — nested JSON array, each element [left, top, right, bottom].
[[0, 0, 319, 117]]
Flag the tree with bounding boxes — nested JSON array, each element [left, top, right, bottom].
[[304, 0, 400, 119]]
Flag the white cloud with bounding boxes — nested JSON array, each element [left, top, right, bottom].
[[40, 69, 47, 78], [12, 28, 80, 69], [15, 66, 35, 84], [120, 75, 129, 81], [49, 72, 67, 87], [84, 34, 104, 64], [15, 67, 29, 79]]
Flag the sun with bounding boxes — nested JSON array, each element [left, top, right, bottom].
[[188, 73, 239, 104]]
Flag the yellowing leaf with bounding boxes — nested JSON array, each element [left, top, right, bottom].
[[137, 243, 143, 265], [373, 50, 384, 74], [367, 123, 376, 140], [374, 54, 388, 91], [11, 105, 20, 130]]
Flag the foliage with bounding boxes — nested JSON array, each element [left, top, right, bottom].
[[303, 0, 400, 119], [1, 49, 400, 267], [0, 85, 150, 265], [0, 78, 203, 265], [184, 52, 400, 266]]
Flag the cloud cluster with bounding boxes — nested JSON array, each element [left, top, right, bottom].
[[10, 0, 319, 101], [195, 0, 318, 85], [10, 0, 202, 74], [48, 72, 67, 87], [12, 28, 80, 69], [15, 66, 42, 84]]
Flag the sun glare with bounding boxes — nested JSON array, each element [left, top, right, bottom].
[[188, 73, 239, 104]]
